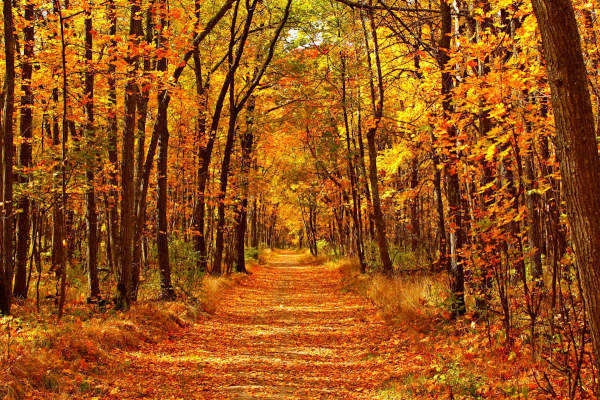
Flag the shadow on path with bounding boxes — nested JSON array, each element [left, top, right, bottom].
[[101, 251, 391, 399]]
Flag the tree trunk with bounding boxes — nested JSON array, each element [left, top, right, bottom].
[[1, 0, 16, 314], [84, 4, 100, 299], [439, 0, 465, 316], [409, 157, 420, 252], [362, 6, 393, 275], [57, 3, 70, 319], [191, 0, 208, 271], [341, 53, 366, 273], [51, 88, 63, 290], [213, 0, 258, 275], [13, 0, 34, 299], [251, 198, 258, 248], [131, 0, 236, 281], [215, 0, 290, 271], [116, 0, 142, 310], [234, 96, 256, 273], [155, 0, 174, 299], [132, 4, 154, 298], [530, 0, 600, 367], [524, 153, 543, 280], [107, 0, 120, 274], [213, 115, 237, 275]]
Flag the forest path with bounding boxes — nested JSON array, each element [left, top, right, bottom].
[[104, 251, 392, 399]]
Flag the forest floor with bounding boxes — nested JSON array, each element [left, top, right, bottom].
[[89, 250, 393, 399], [4, 250, 549, 399]]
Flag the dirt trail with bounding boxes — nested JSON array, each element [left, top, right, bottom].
[[103, 251, 392, 399]]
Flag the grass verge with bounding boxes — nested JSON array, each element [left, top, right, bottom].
[[336, 257, 447, 324]]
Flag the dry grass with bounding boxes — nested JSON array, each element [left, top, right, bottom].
[[195, 272, 246, 314], [0, 271, 249, 399], [297, 251, 329, 265], [1, 300, 192, 398], [337, 258, 448, 323], [258, 248, 273, 265]]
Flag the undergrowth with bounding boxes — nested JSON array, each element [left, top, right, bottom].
[[332, 256, 568, 399], [0, 260, 256, 399], [296, 249, 330, 265], [337, 257, 447, 323]]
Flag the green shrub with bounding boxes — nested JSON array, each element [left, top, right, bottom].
[[245, 247, 259, 261], [148, 237, 205, 294]]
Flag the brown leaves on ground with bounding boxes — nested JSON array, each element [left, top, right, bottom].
[[84, 251, 391, 399], [3, 251, 572, 399]]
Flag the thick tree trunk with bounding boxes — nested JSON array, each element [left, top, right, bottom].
[[1, 0, 16, 314], [530, 0, 600, 366], [13, 0, 34, 299]]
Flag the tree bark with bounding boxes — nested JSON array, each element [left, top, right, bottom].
[[84, 3, 100, 299], [250, 198, 258, 248], [56, 1, 70, 319], [1, 0, 16, 314], [362, 6, 393, 275], [439, 0, 465, 316], [530, 0, 600, 366], [341, 52, 366, 273], [13, 0, 34, 299], [191, 0, 208, 271], [134, 0, 237, 278], [213, 0, 291, 273], [524, 153, 543, 280], [106, 0, 120, 274], [409, 157, 420, 252], [132, 4, 154, 298], [234, 96, 256, 273], [116, 0, 142, 310], [213, 105, 239, 275], [155, 0, 175, 299]]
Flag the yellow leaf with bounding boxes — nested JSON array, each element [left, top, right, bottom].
[[485, 143, 497, 163]]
